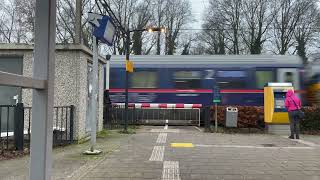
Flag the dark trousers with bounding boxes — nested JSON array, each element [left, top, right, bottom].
[[288, 110, 300, 138]]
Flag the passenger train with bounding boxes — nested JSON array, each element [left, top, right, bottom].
[[106, 55, 308, 106]]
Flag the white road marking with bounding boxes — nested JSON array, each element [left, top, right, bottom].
[[162, 161, 180, 180], [149, 146, 165, 161], [194, 126, 203, 132], [150, 129, 180, 133], [282, 136, 320, 147], [194, 144, 314, 149], [292, 139, 319, 147], [157, 133, 167, 144]]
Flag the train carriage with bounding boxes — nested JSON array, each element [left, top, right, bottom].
[[107, 55, 303, 106]]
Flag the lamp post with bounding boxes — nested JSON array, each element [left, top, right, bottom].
[[123, 27, 165, 133], [86, 12, 115, 154], [104, 54, 111, 127], [105, 54, 111, 94], [124, 30, 130, 132]]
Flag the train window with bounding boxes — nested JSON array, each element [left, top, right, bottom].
[[277, 68, 299, 90], [217, 71, 246, 77], [256, 71, 274, 89], [284, 72, 293, 83], [109, 70, 119, 88], [310, 74, 320, 84], [174, 71, 201, 89], [218, 81, 247, 89], [174, 71, 201, 79], [130, 71, 157, 88]]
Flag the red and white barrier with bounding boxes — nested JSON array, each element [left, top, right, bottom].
[[113, 103, 202, 109]]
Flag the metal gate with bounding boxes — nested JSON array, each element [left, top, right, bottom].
[[104, 103, 201, 129]]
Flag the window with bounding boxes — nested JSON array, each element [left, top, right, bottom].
[[174, 71, 201, 89], [284, 72, 294, 83], [256, 71, 274, 89], [309, 74, 320, 84], [131, 71, 157, 88], [109, 70, 118, 88], [217, 71, 246, 77], [217, 81, 247, 89]]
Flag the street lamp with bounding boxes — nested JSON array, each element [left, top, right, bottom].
[[123, 27, 165, 133], [146, 27, 166, 33], [96, 0, 166, 132]]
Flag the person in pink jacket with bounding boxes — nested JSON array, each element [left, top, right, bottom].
[[285, 89, 302, 139]]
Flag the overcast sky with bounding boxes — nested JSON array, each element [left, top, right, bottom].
[[189, 0, 209, 29]]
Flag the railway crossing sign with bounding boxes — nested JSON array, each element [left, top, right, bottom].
[[88, 12, 116, 46], [213, 85, 221, 103]]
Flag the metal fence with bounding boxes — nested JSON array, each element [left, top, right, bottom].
[[104, 105, 138, 129], [0, 104, 74, 152], [0, 105, 16, 151], [104, 104, 201, 129]]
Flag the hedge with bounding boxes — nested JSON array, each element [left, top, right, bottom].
[[210, 106, 320, 133]]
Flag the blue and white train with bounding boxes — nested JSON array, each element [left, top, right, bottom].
[[106, 55, 304, 106]]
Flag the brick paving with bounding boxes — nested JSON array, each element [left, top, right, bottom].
[[0, 126, 319, 180], [81, 126, 320, 180]]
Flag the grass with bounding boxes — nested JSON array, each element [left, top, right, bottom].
[[64, 129, 127, 160], [97, 129, 109, 138], [118, 129, 136, 134], [1, 128, 131, 161], [116, 125, 140, 134]]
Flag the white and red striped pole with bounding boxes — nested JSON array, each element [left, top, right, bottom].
[[113, 103, 202, 109]]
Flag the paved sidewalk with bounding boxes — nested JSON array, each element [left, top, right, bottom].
[[0, 130, 131, 180], [80, 126, 320, 180], [1, 126, 320, 180]]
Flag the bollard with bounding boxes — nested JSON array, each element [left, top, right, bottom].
[[14, 103, 24, 151]]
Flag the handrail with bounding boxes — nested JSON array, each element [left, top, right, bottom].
[[0, 71, 46, 89]]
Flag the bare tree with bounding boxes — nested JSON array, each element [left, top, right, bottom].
[[200, 29, 226, 54], [0, 0, 34, 43], [200, 3, 226, 55], [218, 0, 242, 54], [0, 0, 18, 43], [179, 33, 195, 55], [164, 0, 192, 55], [15, 0, 36, 43], [142, 35, 157, 55], [102, 0, 138, 55], [241, 0, 274, 54], [272, 0, 308, 54], [56, 0, 76, 44], [203, 0, 242, 54], [153, 0, 167, 55], [190, 43, 207, 55], [294, 0, 320, 64], [131, 0, 153, 55]]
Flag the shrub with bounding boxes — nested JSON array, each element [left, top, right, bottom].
[[210, 105, 320, 133], [301, 106, 320, 134], [210, 106, 264, 128]]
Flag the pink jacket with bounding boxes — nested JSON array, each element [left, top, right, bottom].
[[285, 90, 301, 112]]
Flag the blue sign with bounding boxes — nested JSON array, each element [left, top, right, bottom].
[[213, 84, 221, 103], [88, 13, 116, 46]]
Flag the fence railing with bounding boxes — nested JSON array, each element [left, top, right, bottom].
[[0, 105, 16, 151], [104, 104, 201, 129], [0, 104, 74, 153], [104, 105, 138, 129]]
